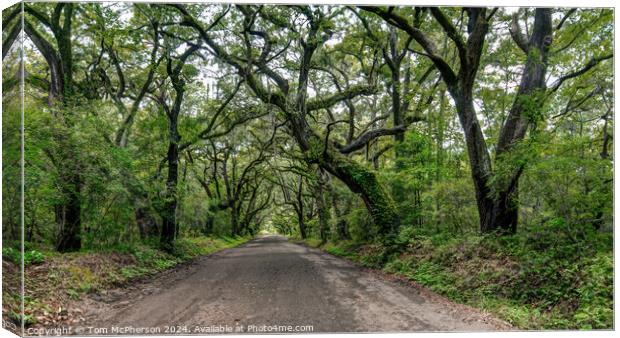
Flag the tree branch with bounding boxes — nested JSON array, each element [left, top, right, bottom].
[[339, 125, 407, 154], [549, 53, 613, 92], [2, 21, 21, 60], [362, 6, 458, 88], [2, 4, 21, 29], [24, 5, 52, 28], [556, 8, 576, 30], [429, 8, 467, 67], [509, 13, 529, 53], [306, 84, 377, 112]]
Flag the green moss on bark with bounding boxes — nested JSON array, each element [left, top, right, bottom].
[[305, 137, 399, 235]]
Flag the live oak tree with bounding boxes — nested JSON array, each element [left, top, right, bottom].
[[363, 6, 613, 233], [2, 4, 613, 255], [170, 4, 402, 236], [89, 4, 164, 239], [12, 3, 84, 251]]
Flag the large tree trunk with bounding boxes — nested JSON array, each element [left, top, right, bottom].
[[53, 127, 83, 252], [25, 4, 83, 252], [158, 45, 197, 249], [363, 7, 553, 236], [479, 179, 519, 234], [160, 140, 179, 250], [453, 9, 551, 235], [296, 210, 307, 239], [317, 145, 400, 235], [454, 96, 521, 234], [479, 9, 552, 234]]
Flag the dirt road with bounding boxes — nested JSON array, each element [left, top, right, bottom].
[[78, 235, 508, 334]]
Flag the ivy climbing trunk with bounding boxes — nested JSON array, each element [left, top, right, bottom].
[[314, 140, 400, 235]]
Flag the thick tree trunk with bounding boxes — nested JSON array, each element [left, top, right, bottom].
[[364, 7, 554, 236], [317, 146, 400, 235], [160, 140, 179, 250], [452, 95, 522, 234], [158, 45, 196, 249], [450, 91, 496, 230], [296, 210, 307, 239], [479, 183, 519, 234], [54, 126, 82, 251], [25, 4, 83, 252], [480, 9, 552, 234]]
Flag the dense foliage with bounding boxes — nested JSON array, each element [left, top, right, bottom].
[[2, 3, 613, 330]]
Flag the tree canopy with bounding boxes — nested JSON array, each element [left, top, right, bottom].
[[2, 3, 613, 251]]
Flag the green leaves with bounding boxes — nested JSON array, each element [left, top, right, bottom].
[[2, 247, 46, 266]]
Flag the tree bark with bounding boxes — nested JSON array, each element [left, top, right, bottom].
[[297, 210, 307, 239], [160, 137, 179, 250], [482, 9, 552, 233], [315, 142, 400, 235], [158, 44, 198, 250], [24, 4, 83, 251], [365, 7, 553, 235], [55, 169, 81, 252]]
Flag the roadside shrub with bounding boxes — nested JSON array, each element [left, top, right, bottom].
[[346, 207, 374, 242]]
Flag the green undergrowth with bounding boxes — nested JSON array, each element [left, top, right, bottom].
[[2, 235, 250, 327], [3, 246, 46, 266], [302, 222, 613, 330]]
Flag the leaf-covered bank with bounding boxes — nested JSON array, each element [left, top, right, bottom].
[[301, 224, 613, 330], [2, 236, 249, 331]]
